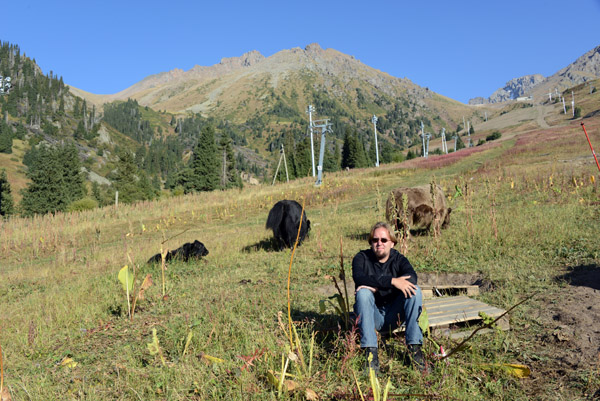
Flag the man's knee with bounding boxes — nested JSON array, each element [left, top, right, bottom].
[[405, 286, 423, 310], [355, 288, 376, 305]]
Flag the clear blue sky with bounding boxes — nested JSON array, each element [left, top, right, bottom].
[[2, 0, 599, 104]]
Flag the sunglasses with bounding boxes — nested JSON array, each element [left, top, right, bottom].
[[371, 237, 390, 244]]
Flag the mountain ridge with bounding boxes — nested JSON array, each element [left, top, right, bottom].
[[69, 42, 466, 130], [469, 45, 600, 104]]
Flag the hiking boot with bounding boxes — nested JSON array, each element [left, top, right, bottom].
[[364, 347, 380, 375], [408, 344, 429, 373]]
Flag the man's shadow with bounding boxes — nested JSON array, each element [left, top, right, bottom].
[[557, 264, 600, 290], [288, 307, 356, 350]]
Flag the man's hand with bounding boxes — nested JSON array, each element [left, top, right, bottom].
[[355, 285, 377, 294], [391, 275, 416, 298]]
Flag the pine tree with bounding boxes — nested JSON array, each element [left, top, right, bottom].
[[218, 134, 242, 189], [341, 128, 367, 169], [323, 143, 339, 172], [0, 120, 12, 153], [74, 120, 85, 139], [61, 143, 85, 204], [293, 136, 312, 178], [112, 150, 151, 204], [21, 145, 69, 216], [191, 125, 219, 192], [334, 141, 342, 170], [0, 169, 14, 217], [367, 141, 377, 166], [341, 128, 353, 169]]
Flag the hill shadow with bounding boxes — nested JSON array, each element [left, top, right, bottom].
[[347, 232, 369, 242], [242, 237, 281, 253], [556, 264, 600, 291], [347, 228, 437, 242]]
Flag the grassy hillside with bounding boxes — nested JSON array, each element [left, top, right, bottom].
[[1, 114, 599, 400]]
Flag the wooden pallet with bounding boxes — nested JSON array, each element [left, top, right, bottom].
[[420, 285, 480, 299], [392, 295, 509, 339], [423, 295, 509, 338]]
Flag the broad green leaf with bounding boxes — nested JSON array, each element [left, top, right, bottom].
[[118, 265, 134, 292], [319, 299, 326, 314], [267, 370, 280, 389], [147, 328, 160, 355], [418, 307, 429, 334], [382, 377, 393, 401], [501, 363, 531, 378]]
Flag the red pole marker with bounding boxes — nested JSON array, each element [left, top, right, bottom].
[[580, 123, 600, 173]]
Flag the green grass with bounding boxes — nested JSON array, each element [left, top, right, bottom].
[[1, 118, 600, 400]]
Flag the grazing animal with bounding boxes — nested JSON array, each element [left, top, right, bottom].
[[385, 185, 452, 234], [266, 200, 311, 249], [147, 240, 209, 264]]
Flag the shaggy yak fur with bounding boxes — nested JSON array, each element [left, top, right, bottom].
[[385, 184, 452, 233], [266, 200, 311, 249], [147, 240, 209, 264]]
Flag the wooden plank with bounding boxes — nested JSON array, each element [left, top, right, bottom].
[[427, 303, 505, 316], [421, 285, 480, 299]]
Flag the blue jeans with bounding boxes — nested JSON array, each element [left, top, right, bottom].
[[354, 286, 423, 348]]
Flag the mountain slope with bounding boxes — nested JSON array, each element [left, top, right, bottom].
[[72, 43, 470, 131]]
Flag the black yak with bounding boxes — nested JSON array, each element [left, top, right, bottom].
[[147, 240, 209, 264], [266, 200, 311, 249]]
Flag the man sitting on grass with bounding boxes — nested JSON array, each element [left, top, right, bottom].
[[352, 221, 427, 373]]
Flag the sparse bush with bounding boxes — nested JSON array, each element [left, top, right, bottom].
[[486, 131, 502, 142], [66, 197, 98, 212], [172, 186, 185, 197], [574, 106, 582, 119], [477, 139, 486, 146]]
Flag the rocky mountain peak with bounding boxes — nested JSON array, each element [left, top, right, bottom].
[[469, 74, 545, 105], [305, 43, 323, 54], [219, 50, 265, 68]]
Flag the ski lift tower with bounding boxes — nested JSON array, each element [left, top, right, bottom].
[[306, 105, 316, 177], [371, 115, 380, 167], [313, 118, 333, 187], [420, 121, 426, 157], [441, 128, 448, 154], [420, 121, 431, 158], [467, 120, 473, 147]]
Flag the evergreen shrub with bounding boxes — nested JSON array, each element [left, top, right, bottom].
[[66, 197, 98, 212]]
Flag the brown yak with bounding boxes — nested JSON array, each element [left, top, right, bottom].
[[385, 184, 452, 234]]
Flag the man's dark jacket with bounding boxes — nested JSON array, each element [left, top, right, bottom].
[[352, 248, 418, 307]]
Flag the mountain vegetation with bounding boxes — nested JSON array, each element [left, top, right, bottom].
[[1, 40, 599, 219]]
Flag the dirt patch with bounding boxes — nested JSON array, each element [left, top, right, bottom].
[[533, 265, 600, 367], [520, 265, 600, 397]]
